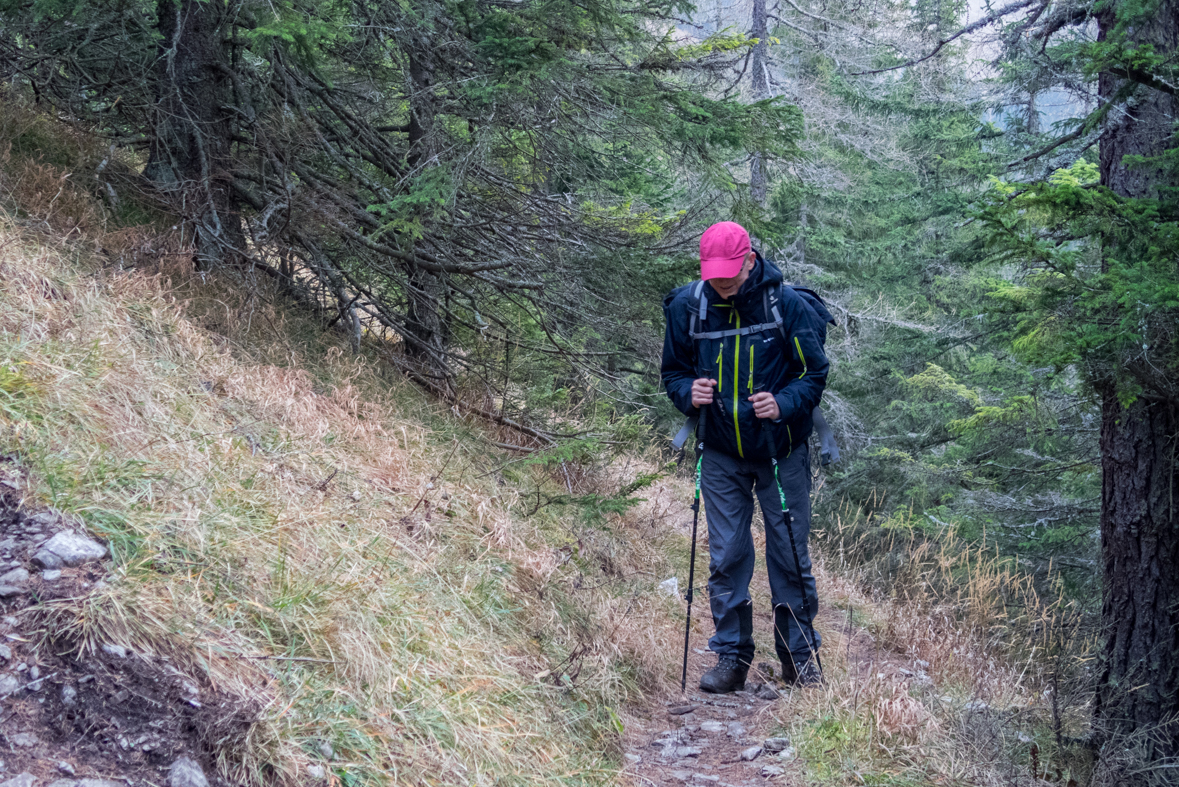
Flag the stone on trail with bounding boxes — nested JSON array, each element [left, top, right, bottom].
[[672, 746, 702, 759], [8, 733, 37, 748], [756, 685, 780, 700], [668, 704, 698, 715], [670, 771, 693, 782], [0, 644, 10, 661], [168, 758, 208, 787], [41, 532, 106, 566], [0, 586, 23, 598], [726, 722, 747, 738], [41, 570, 61, 581], [77, 780, 124, 787], [760, 765, 785, 778], [32, 550, 63, 570], [101, 644, 127, 659], [624, 753, 641, 765], [738, 746, 762, 762], [763, 737, 791, 753], [0, 568, 28, 585], [691, 775, 720, 783], [1, 776, 35, 787], [699, 720, 726, 733]]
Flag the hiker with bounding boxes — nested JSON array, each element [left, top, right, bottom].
[[661, 221, 829, 692]]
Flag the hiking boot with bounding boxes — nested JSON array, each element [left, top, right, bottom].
[[781, 656, 823, 687], [699, 657, 749, 694]]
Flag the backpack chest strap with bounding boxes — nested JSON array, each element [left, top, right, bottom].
[[688, 279, 784, 342]]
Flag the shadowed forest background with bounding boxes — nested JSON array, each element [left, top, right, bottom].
[[0, 0, 1176, 784]]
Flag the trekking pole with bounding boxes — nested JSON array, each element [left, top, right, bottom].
[[761, 397, 822, 673], [681, 401, 708, 693]]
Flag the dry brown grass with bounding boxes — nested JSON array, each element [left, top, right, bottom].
[[0, 101, 685, 787]]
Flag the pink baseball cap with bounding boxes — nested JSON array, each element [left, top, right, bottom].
[[700, 221, 751, 280]]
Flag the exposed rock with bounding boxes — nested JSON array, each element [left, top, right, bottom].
[[0, 586, 23, 598], [763, 737, 791, 753], [0, 568, 27, 585], [32, 550, 63, 571], [0, 674, 19, 696], [668, 746, 702, 759], [61, 684, 77, 706], [7, 733, 37, 748], [0, 644, 10, 661], [756, 685, 780, 700], [306, 765, 326, 780], [101, 643, 127, 659], [667, 704, 698, 716], [623, 753, 641, 765], [726, 722, 747, 738], [756, 661, 777, 679], [775, 747, 796, 761], [316, 741, 334, 760], [30, 510, 59, 526], [40, 532, 106, 566], [669, 771, 693, 782], [739, 746, 762, 761], [699, 721, 726, 733], [56, 764, 75, 777], [168, 757, 208, 787], [77, 780, 124, 787], [0, 774, 35, 787], [691, 775, 720, 783], [41, 570, 61, 581], [759, 765, 785, 777]]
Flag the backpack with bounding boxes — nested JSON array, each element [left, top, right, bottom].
[[671, 279, 841, 464]]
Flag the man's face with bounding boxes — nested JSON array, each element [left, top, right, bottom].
[[707, 252, 756, 300]]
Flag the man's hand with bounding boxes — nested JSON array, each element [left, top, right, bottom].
[[691, 378, 717, 407], [749, 392, 780, 420]]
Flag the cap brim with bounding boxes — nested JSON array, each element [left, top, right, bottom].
[[701, 255, 745, 281]]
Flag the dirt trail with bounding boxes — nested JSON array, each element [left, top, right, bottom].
[[623, 524, 910, 787]]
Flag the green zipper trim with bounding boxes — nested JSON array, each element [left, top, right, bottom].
[[748, 344, 754, 393], [786, 425, 793, 457], [733, 312, 743, 458], [794, 336, 807, 379], [715, 346, 723, 393]]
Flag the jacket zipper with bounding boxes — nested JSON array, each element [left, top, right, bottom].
[[733, 312, 743, 458]]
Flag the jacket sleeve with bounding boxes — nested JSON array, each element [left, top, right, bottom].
[[773, 292, 829, 421], [661, 293, 698, 416]]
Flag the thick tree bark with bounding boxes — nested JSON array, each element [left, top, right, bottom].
[[144, 0, 244, 270], [1093, 0, 1179, 778], [749, 0, 769, 206]]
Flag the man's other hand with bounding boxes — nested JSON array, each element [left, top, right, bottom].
[[691, 378, 718, 407], [749, 392, 780, 420]]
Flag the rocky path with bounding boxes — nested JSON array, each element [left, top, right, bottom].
[[622, 664, 802, 787], [622, 584, 810, 787]]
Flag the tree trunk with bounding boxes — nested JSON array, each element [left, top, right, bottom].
[[1093, 0, 1179, 778], [144, 0, 244, 270], [402, 11, 452, 389], [749, 0, 769, 206]]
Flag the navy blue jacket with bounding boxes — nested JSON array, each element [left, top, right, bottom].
[[661, 256, 829, 460]]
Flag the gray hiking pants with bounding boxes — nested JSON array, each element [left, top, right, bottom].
[[701, 443, 821, 668]]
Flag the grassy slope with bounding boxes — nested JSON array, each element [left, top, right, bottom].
[[0, 104, 690, 787]]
